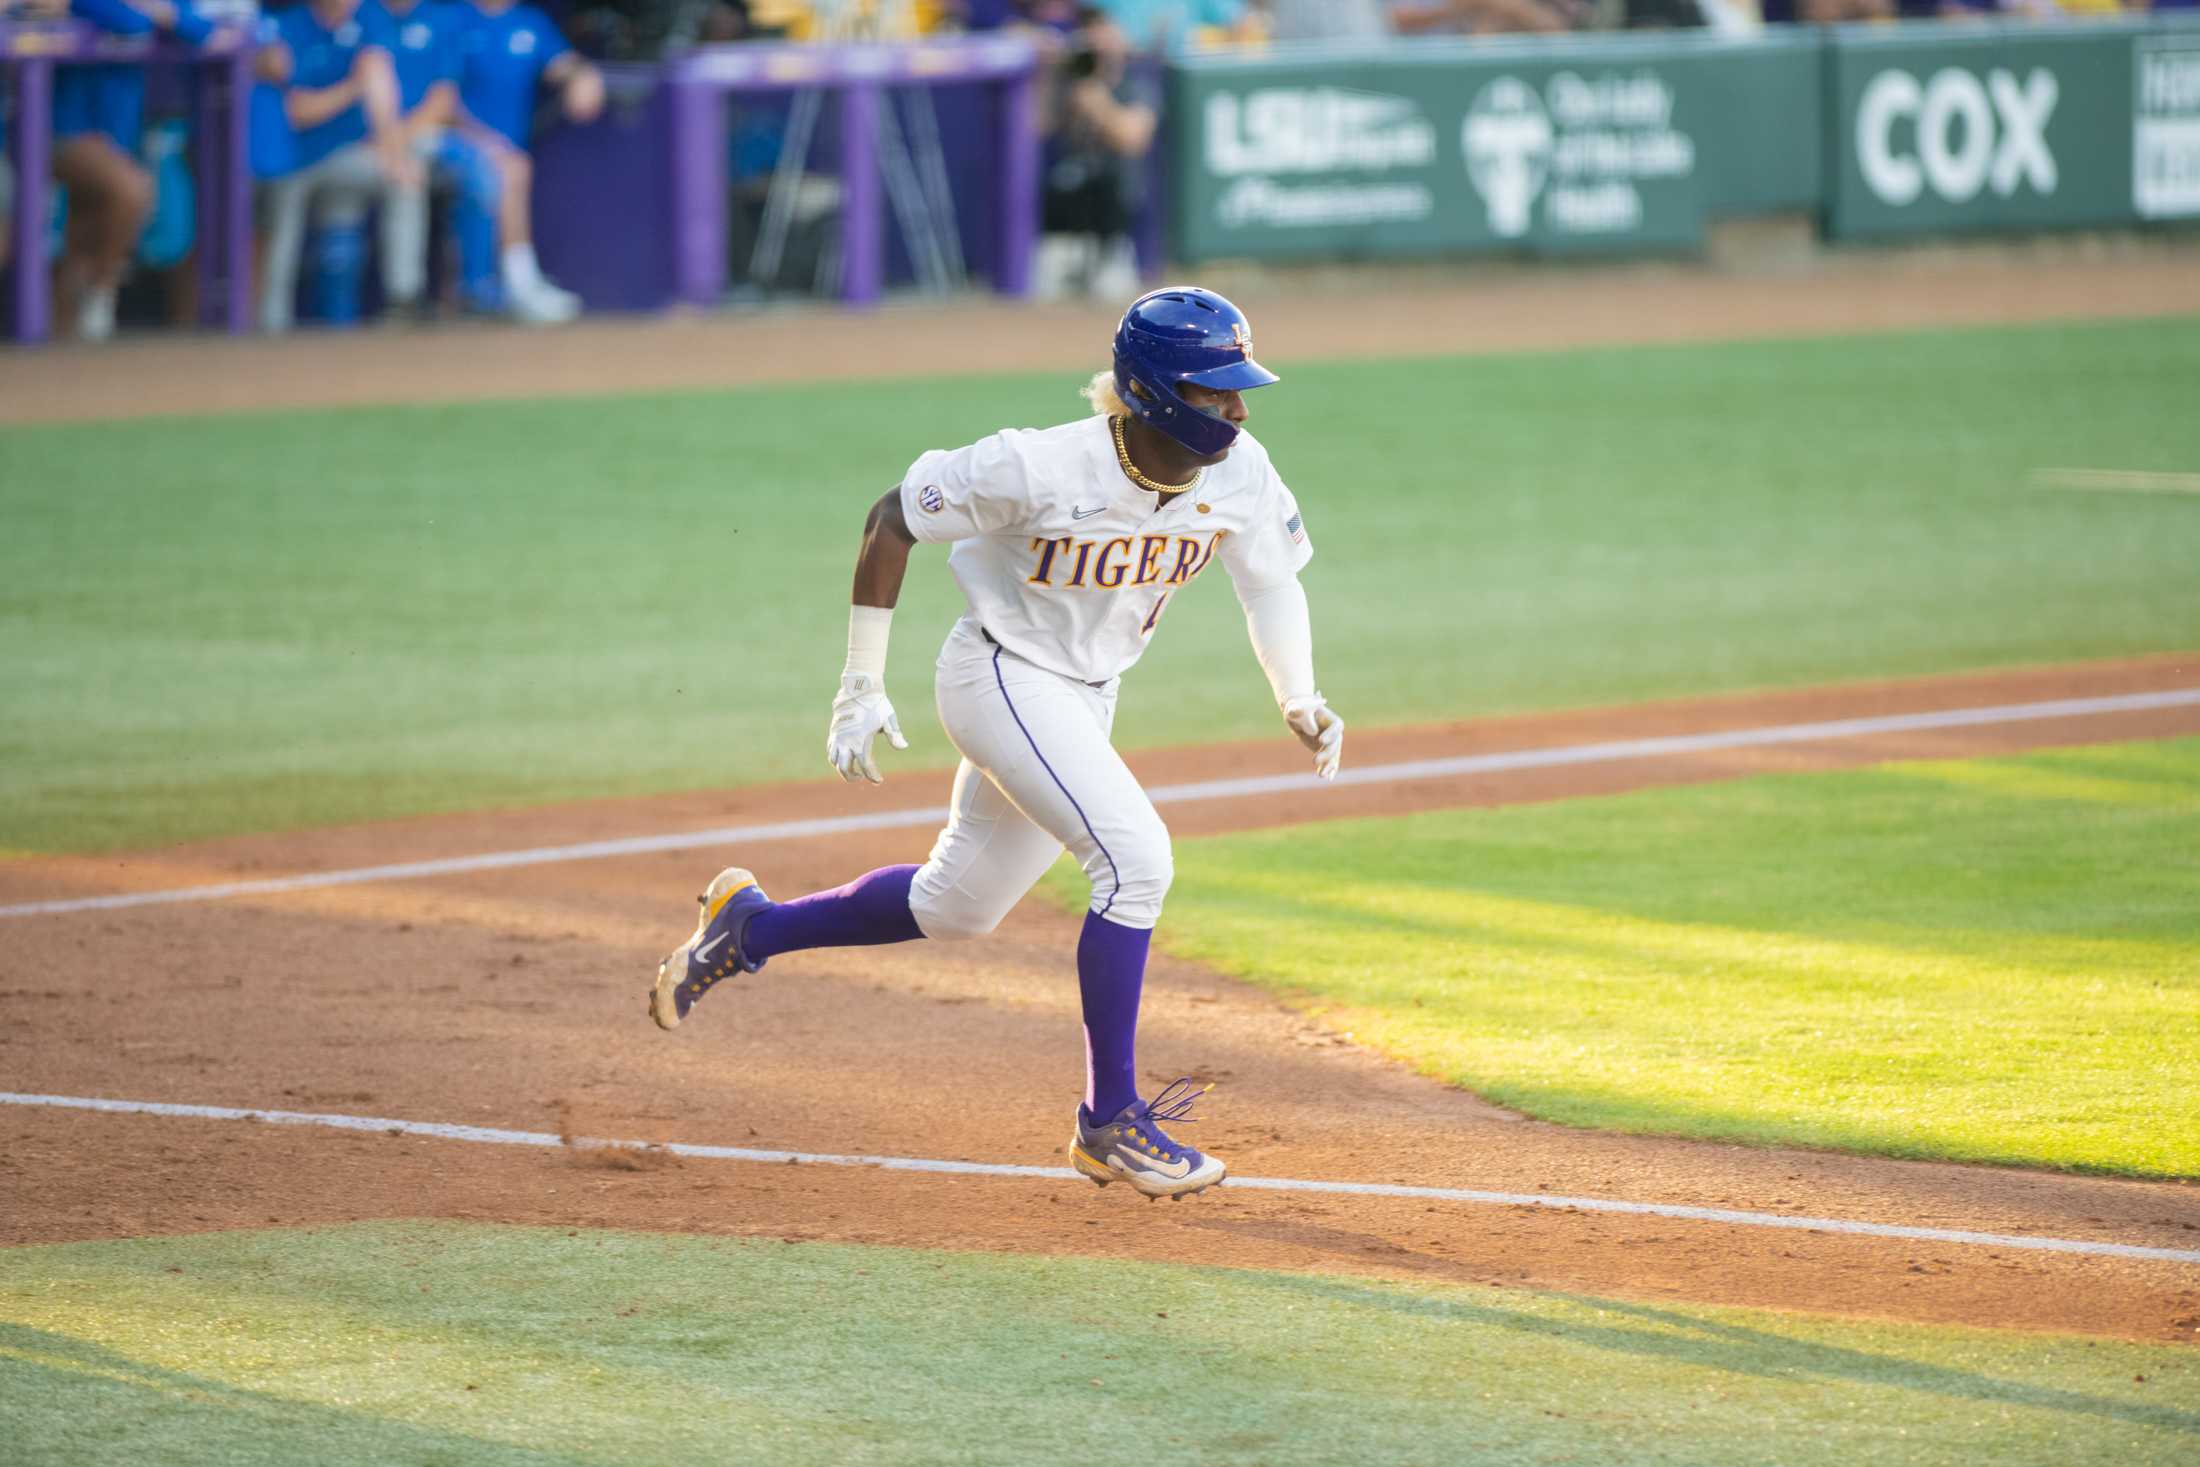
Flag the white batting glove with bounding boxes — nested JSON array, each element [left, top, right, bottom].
[[827, 672, 908, 784], [1282, 695, 1345, 781]]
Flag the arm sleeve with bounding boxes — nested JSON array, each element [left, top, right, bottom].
[[70, 0, 157, 37], [1240, 577, 1317, 710], [357, 4, 397, 52], [1218, 458, 1314, 598], [168, 0, 215, 47], [533, 8, 572, 64], [436, 23, 465, 84], [898, 433, 1035, 545]]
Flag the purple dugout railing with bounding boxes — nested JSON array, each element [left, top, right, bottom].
[[2, 18, 252, 345], [665, 34, 1041, 307]]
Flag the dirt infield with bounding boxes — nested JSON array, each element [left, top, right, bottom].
[[4, 654, 2197, 1344], [4, 251, 2198, 426]]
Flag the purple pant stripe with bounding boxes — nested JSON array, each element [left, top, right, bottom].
[[991, 645, 1120, 917]]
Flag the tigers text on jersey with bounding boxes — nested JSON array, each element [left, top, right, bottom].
[[899, 415, 1313, 685]]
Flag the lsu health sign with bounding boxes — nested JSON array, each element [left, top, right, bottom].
[[1829, 20, 2200, 237], [1170, 41, 1759, 261]]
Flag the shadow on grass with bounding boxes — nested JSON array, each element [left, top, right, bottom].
[[1243, 1274, 2200, 1437], [0, 1322, 589, 1466]]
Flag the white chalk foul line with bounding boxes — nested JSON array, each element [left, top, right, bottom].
[[7, 1091, 2197, 1266], [4, 687, 2197, 922], [2033, 467, 2200, 495]]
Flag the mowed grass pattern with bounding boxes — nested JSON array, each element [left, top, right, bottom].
[[2, 317, 2198, 853], [2, 1223, 2194, 1467], [1130, 739, 2200, 1178]]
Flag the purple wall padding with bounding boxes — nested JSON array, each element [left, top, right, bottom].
[[532, 73, 678, 312], [530, 62, 1034, 312]]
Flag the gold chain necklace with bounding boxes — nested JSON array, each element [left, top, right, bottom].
[[1112, 414, 1202, 496]]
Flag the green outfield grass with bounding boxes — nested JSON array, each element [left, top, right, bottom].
[[1114, 739, 2200, 1178], [3, 316, 2197, 853], [2, 1221, 2193, 1466]]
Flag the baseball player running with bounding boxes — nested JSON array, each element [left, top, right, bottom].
[[649, 287, 1344, 1200]]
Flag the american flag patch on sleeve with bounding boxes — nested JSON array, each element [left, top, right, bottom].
[[1285, 513, 1305, 544]]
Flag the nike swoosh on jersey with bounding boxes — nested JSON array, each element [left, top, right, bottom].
[[1070, 505, 1106, 520]]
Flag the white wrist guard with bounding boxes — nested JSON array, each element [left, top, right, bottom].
[[845, 604, 893, 681]]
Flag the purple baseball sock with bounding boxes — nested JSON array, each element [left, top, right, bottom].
[[742, 864, 926, 961], [1078, 912, 1149, 1124]]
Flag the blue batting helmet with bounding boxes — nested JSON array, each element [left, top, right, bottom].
[[1112, 287, 1279, 458]]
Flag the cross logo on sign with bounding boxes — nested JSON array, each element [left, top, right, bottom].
[[1461, 78, 1555, 238]]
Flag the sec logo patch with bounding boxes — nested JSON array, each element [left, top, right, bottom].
[[919, 485, 945, 514]]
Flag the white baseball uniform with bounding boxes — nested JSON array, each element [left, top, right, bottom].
[[896, 413, 1313, 936]]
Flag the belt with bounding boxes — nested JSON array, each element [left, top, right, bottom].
[[981, 627, 1109, 689]]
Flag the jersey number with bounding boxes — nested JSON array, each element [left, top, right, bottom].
[[1141, 592, 1170, 636]]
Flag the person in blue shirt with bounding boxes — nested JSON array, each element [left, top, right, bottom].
[[252, 0, 422, 330], [50, 0, 225, 339], [359, 0, 519, 319], [453, 0, 602, 321]]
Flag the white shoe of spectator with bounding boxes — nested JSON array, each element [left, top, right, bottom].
[[500, 243, 581, 325], [506, 276, 581, 325], [1032, 235, 1092, 302], [1088, 238, 1141, 302], [76, 287, 118, 342]]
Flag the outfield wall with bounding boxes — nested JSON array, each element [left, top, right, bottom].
[[520, 20, 2200, 310], [1169, 18, 2200, 263]]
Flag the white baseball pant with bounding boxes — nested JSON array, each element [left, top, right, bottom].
[[909, 617, 1172, 937]]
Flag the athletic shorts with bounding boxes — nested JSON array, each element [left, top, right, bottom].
[[52, 64, 146, 153]]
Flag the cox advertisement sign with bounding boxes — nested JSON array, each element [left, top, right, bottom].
[[1829, 25, 2168, 237]]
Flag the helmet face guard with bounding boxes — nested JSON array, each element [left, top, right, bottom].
[[1112, 287, 1279, 458]]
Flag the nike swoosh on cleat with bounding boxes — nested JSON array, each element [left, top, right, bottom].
[[1071, 505, 1106, 520], [1119, 1150, 1192, 1180], [694, 933, 729, 963]]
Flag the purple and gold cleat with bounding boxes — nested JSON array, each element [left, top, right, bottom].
[[1069, 1078, 1227, 1200], [649, 867, 771, 1030]]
